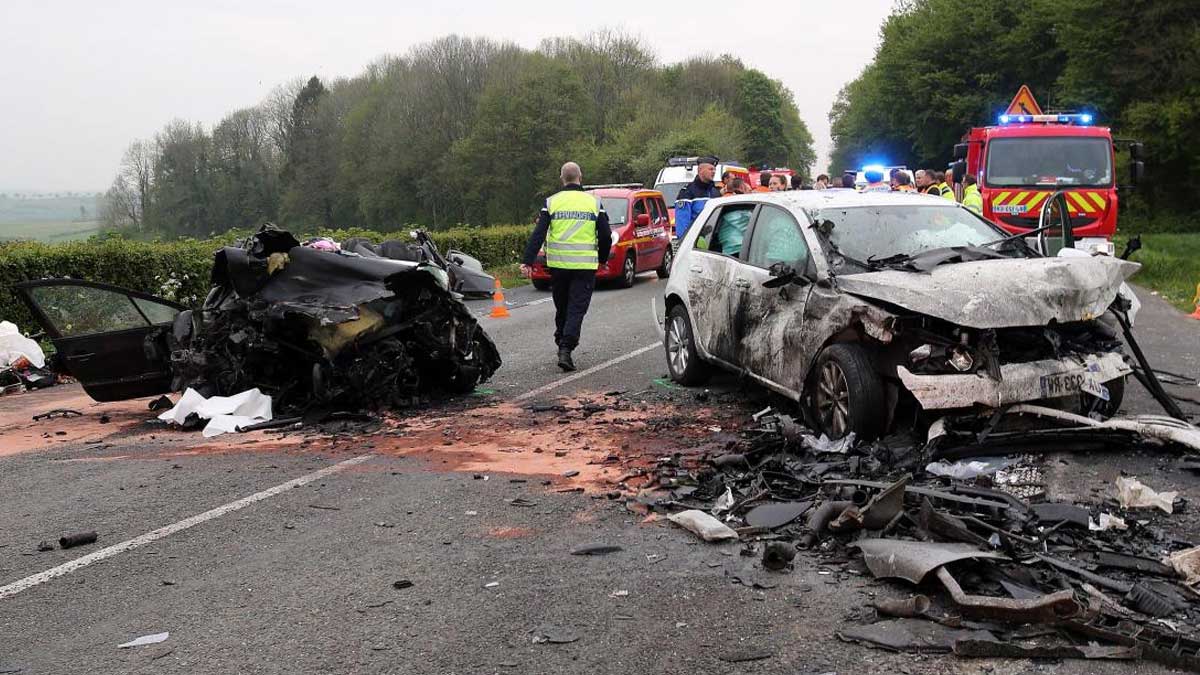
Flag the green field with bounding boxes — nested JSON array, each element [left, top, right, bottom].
[[0, 220, 102, 242], [1118, 233, 1200, 313]]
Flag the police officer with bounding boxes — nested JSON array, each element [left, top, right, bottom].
[[674, 157, 721, 238], [521, 162, 612, 372]]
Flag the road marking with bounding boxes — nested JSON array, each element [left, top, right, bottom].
[[0, 454, 374, 601], [514, 342, 660, 402]]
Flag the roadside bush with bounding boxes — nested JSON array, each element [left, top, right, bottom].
[[0, 224, 533, 335]]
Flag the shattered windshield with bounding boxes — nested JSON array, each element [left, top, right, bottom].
[[986, 137, 1113, 187], [815, 205, 1012, 271]]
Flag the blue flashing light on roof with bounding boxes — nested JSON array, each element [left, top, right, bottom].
[[1079, 113, 1093, 125], [999, 114, 1010, 124], [861, 163, 886, 174]]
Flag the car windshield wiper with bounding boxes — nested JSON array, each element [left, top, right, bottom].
[[867, 246, 1010, 272]]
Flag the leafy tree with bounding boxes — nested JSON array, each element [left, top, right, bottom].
[[281, 76, 335, 227]]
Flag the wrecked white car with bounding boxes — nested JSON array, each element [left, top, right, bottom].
[[663, 191, 1139, 439]]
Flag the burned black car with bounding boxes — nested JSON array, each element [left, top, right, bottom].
[[14, 226, 501, 412]]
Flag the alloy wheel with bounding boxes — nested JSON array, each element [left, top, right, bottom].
[[667, 315, 689, 376], [816, 361, 851, 438], [623, 257, 636, 286]]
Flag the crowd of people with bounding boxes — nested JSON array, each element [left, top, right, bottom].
[[715, 165, 983, 215]]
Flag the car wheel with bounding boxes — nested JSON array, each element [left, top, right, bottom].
[[665, 304, 710, 386], [618, 253, 636, 288], [532, 279, 551, 292], [656, 246, 674, 279], [811, 343, 885, 440]]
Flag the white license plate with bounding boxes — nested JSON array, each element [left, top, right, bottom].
[[1039, 371, 1109, 400]]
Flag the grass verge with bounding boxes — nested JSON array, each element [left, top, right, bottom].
[[488, 263, 530, 290], [1116, 233, 1200, 313]]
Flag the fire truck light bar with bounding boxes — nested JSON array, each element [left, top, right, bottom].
[[998, 113, 1094, 125]]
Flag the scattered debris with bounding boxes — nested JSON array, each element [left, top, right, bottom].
[[117, 632, 169, 649], [392, 580, 414, 590], [762, 541, 796, 571], [1167, 546, 1200, 586], [569, 544, 623, 556], [666, 510, 738, 542], [633, 401, 1200, 671], [58, 531, 97, 549], [148, 395, 174, 411], [1116, 476, 1178, 514], [35, 541, 54, 552], [31, 409, 81, 421]]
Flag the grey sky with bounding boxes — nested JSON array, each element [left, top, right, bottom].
[[0, 1, 894, 192]]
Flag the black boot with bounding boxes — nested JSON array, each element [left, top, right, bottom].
[[557, 348, 576, 372]]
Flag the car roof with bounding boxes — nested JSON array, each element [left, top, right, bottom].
[[589, 188, 664, 199], [711, 189, 963, 212]]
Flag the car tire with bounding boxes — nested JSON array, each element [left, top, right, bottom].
[[665, 304, 710, 386], [618, 253, 636, 289], [532, 279, 551, 292], [656, 246, 674, 279], [811, 343, 885, 441]]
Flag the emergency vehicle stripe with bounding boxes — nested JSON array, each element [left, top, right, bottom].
[[1023, 192, 1048, 212], [995, 191, 1012, 205], [1008, 192, 1029, 207], [1068, 192, 1095, 213], [1088, 192, 1106, 209]]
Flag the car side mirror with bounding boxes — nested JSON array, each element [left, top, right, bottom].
[[635, 213, 650, 227], [763, 262, 796, 288], [1130, 142, 1145, 161], [953, 143, 969, 160]]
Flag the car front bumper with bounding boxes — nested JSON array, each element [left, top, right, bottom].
[[896, 351, 1131, 410]]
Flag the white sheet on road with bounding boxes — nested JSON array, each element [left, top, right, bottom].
[[0, 320, 45, 368], [158, 387, 273, 437]]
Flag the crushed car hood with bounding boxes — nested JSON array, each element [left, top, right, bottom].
[[836, 256, 1140, 329]]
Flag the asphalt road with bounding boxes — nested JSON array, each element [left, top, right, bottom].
[[0, 271, 1197, 675]]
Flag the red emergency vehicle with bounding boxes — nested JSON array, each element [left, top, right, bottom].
[[530, 186, 673, 290], [951, 87, 1144, 253]]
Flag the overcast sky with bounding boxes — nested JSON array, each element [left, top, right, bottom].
[[0, 1, 894, 192]]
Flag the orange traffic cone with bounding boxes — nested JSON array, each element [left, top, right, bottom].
[[1189, 283, 1200, 320], [489, 278, 510, 318]]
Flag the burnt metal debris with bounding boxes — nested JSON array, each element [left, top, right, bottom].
[[166, 225, 501, 413], [635, 403, 1200, 670]]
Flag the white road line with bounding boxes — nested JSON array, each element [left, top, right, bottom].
[[514, 342, 660, 402], [0, 454, 374, 601]]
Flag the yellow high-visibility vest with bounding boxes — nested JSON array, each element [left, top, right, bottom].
[[545, 190, 601, 270]]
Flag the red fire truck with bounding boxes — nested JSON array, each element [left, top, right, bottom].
[[950, 87, 1145, 255]]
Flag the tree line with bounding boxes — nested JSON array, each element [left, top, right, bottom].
[[102, 32, 815, 238], [828, 0, 1200, 217]]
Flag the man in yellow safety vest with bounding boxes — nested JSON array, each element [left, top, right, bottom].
[[962, 174, 983, 215], [521, 161, 612, 371]]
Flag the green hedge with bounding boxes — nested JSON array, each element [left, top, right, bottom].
[[0, 225, 533, 336]]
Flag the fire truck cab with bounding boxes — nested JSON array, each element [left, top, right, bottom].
[[951, 100, 1145, 255]]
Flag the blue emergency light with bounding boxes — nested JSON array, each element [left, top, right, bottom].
[[998, 113, 1094, 125]]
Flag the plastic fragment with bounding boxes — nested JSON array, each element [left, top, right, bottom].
[[1115, 476, 1177, 514]]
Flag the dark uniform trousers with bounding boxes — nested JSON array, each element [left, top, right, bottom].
[[550, 268, 595, 350]]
